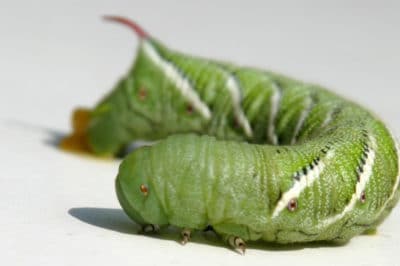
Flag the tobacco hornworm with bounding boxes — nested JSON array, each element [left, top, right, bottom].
[[62, 16, 400, 253]]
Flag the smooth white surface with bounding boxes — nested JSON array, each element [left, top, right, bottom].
[[1, 1, 400, 265]]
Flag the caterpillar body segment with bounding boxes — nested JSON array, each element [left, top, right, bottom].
[[62, 17, 400, 249], [116, 128, 399, 245]]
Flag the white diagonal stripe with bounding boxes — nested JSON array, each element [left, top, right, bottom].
[[142, 41, 211, 120], [267, 83, 281, 145], [271, 151, 334, 219], [225, 75, 253, 138], [321, 108, 334, 128], [318, 136, 376, 228], [376, 132, 400, 216], [291, 97, 312, 144]]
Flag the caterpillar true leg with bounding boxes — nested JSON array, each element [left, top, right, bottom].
[[227, 236, 246, 255], [180, 228, 191, 245], [141, 224, 160, 234]]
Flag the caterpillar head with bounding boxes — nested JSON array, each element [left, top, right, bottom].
[[115, 147, 168, 226]]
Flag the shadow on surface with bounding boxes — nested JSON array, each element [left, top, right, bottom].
[[68, 207, 223, 247], [69, 207, 139, 234], [68, 207, 345, 252], [5, 119, 66, 148], [5, 120, 157, 157]]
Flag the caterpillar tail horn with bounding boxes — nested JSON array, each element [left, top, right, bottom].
[[103, 15, 149, 39]]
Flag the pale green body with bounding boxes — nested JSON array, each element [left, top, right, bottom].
[[89, 37, 400, 244]]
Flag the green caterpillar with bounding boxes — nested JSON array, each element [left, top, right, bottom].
[[62, 16, 400, 253]]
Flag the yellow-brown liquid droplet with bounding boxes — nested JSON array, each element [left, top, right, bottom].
[[59, 108, 92, 154]]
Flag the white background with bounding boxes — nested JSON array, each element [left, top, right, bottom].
[[1, 1, 400, 265]]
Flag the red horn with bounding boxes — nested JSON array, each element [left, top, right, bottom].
[[103, 15, 149, 39]]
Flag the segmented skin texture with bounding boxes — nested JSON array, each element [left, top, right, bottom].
[[80, 19, 400, 244]]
